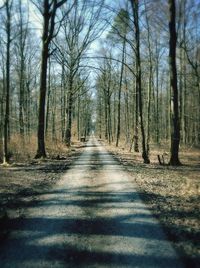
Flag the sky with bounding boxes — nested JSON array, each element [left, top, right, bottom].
[[0, 0, 42, 35], [0, 0, 115, 53]]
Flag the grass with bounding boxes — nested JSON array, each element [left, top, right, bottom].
[[0, 134, 82, 163]]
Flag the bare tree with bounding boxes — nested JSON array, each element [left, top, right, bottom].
[[14, 0, 30, 138], [130, 0, 150, 164], [1, 0, 13, 164], [54, 0, 106, 146], [33, 0, 67, 158], [168, 0, 181, 165]]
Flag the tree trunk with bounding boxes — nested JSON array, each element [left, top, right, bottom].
[[3, 0, 11, 164], [168, 0, 181, 165], [35, 0, 66, 157], [35, 1, 51, 158], [61, 61, 66, 141], [18, 0, 27, 138], [19, 59, 25, 137], [45, 57, 51, 138], [144, 0, 153, 156], [77, 92, 80, 140], [116, 38, 125, 147], [134, 74, 139, 152], [131, 0, 150, 163], [99, 95, 102, 139], [35, 43, 48, 158], [104, 88, 108, 140], [65, 75, 73, 147]]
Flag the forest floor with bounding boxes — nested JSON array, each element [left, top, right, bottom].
[[105, 141, 200, 267], [0, 138, 199, 267]]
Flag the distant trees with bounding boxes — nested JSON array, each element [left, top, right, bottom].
[[0, 0, 40, 163], [0, 0, 199, 165], [53, 0, 105, 146], [107, 8, 130, 147], [95, 56, 116, 144], [95, 0, 200, 165]]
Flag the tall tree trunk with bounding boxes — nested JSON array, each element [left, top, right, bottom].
[[45, 57, 51, 138], [131, 0, 150, 163], [35, 1, 50, 158], [52, 88, 56, 141], [168, 0, 181, 165], [61, 61, 66, 141], [35, 0, 66, 157], [65, 74, 73, 146], [116, 38, 125, 147], [104, 87, 108, 140], [26, 80, 31, 138], [35, 41, 48, 158], [18, 0, 27, 138], [107, 67, 112, 144], [3, 0, 11, 164], [124, 89, 130, 145], [155, 45, 160, 144], [77, 92, 80, 140], [99, 95, 102, 139], [134, 74, 139, 152], [107, 98, 111, 144], [144, 0, 153, 156], [113, 90, 116, 140], [19, 57, 25, 137]]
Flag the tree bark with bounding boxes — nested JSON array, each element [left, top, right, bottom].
[[3, 0, 12, 164], [116, 38, 125, 147], [35, 1, 49, 158], [45, 57, 51, 138], [65, 74, 73, 147], [35, 0, 66, 158], [131, 0, 150, 163], [144, 0, 153, 156], [168, 0, 181, 165]]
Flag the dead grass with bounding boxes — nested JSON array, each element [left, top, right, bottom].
[[0, 134, 83, 163], [9, 134, 37, 161], [105, 140, 200, 267]]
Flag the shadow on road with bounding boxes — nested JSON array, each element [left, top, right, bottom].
[[0, 185, 189, 267], [0, 139, 189, 268]]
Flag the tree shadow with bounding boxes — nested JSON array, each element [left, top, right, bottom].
[[0, 183, 189, 267], [0, 141, 196, 267]]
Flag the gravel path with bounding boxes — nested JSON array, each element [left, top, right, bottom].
[[0, 137, 185, 268]]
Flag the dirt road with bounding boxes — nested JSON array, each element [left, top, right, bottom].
[[0, 137, 185, 267]]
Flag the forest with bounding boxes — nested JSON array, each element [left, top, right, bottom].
[[0, 0, 199, 165], [0, 1, 199, 267]]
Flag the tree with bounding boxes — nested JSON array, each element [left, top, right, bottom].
[[168, 0, 181, 165], [54, 0, 105, 146], [1, 0, 13, 164], [14, 0, 29, 138], [144, 0, 153, 156], [107, 8, 130, 147], [130, 0, 150, 164], [95, 56, 114, 144], [34, 0, 67, 158]]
